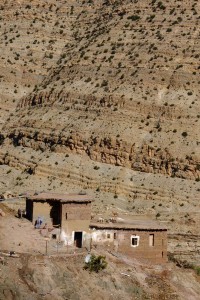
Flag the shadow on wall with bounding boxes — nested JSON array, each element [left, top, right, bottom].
[[50, 201, 61, 226]]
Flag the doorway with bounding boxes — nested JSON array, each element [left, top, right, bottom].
[[74, 232, 83, 248]]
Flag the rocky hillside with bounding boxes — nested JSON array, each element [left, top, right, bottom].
[[0, 0, 74, 126], [1, 252, 200, 300], [1, 204, 200, 300], [1, 0, 200, 177], [0, 0, 200, 264]]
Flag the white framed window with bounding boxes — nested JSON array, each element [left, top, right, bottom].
[[131, 235, 140, 247]]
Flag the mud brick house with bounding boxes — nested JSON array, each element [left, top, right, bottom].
[[26, 192, 167, 263], [26, 192, 93, 247], [90, 221, 167, 263]]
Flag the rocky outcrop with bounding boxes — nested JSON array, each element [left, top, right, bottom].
[[0, 150, 37, 174], [18, 89, 190, 121], [2, 127, 199, 180]]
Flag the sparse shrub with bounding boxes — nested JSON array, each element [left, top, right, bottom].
[[94, 166, 100, 170], [127, 15, 140, 21], [101, 80, 108, 87], [182, 131, 188, 138], [195, 266, 200, 276], [85, 77, 91, 82], [84, 255, 107, 273]]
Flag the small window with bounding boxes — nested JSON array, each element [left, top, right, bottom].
[[114, 232, 117, 239], [149, 234, 154, 246], [131, 235, 139, 247], [132, 238, 138, 246], [66, 213, 67, 220], [52, 234, 57, 240], [107, 233, 110, 239]]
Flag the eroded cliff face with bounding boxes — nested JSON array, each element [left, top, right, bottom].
[[1, 121, 199, 181], [0, 0, 200, 244]]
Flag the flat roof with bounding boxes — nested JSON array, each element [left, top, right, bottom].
[[90, 221, 167, 231], [27, 192, 93, 203]]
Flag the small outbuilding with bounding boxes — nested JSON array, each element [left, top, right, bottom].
[[90, 221, 167, 263], [26, 192, 93, 248]]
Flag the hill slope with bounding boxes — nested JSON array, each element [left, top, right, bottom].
[[0, 0, 200, 265]]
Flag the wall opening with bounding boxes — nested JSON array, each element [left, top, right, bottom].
[[26, 200, 33, 221], [74, 232, 83, 248], [149, 234, 154, 246], [131, 235, 139, 247], [65, 213, 67, 220], [52, 234, 57, 240], [114, 232, 117, 239], [107, 233, 110, 239], [50, 202, 61, 226]]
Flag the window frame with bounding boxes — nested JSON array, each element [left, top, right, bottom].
[[131, 235, 140, 247]]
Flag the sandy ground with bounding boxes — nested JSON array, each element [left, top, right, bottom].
[[0, 203, 78, 256], [0, 204, 46, 254]]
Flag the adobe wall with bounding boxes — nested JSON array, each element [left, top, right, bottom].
[[91, 229, 115, 244], [91, 229, 167, 264], [61, 202, 92, 221], [59, 229, 91, 249], [62, 220, 91, 235], [61, 202, 92, 233], [32, 201, 52, 225], [118, 230, 167, 263], [28, 200, 92, 235]]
